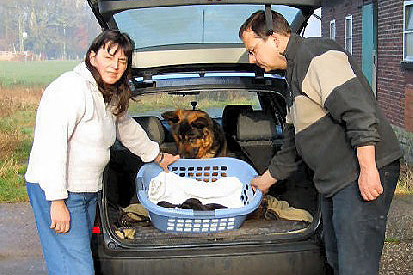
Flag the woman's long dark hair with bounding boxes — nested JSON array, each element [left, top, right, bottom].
[[85, 30, 135, 116]]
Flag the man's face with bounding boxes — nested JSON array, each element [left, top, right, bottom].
[[90, 43, 128, 85], [241, 30, 286, 72]]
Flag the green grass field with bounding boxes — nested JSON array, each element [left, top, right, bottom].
[[0, 60, 79, 87], [0, 60, 412, 202], [0, 87, 43, 202], [0, 60, 79, 202]]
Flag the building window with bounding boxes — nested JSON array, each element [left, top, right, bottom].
[[345, 15, 353, 54], [330, 19, 336, 40], [404, 1, 413, 61]]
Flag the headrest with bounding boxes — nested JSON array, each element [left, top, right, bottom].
[[133, 116, 165, 143], [222, 105, 253, 136], [236, 111, 278, 141]]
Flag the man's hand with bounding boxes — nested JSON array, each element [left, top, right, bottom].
[[50, 200, 70, 233], [357, 145, 382, 201], [251, 170, 277, 194], [358, 166, 382, 201]]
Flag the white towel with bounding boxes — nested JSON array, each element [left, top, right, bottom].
[[148, 172, 244, 208]]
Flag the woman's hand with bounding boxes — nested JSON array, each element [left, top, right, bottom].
[[251, 170, 277, 194], [50, 200, 70, 233], [155, 152, 180, 172]]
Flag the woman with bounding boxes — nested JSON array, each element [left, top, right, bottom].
[[25, 30, 179, 274]]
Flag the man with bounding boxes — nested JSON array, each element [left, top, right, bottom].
[[240, 10, 402, 275]]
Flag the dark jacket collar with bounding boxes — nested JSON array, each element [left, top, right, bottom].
[[283, 33, 303, 64]]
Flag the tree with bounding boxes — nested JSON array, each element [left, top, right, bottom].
[[0, 0, 100, 59]]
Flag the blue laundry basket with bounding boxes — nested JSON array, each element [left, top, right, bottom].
[[136, 157, 263, 233]]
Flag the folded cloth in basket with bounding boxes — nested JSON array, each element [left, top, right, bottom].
[[148, 171, 244, 208]]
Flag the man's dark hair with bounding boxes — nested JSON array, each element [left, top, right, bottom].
[[239, 10, 291, 39], [85, 30, 135, 116]]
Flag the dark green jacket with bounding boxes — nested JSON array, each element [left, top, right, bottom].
[[268, 34, 402, 197]]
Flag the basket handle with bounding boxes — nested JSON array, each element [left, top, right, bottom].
[[136, 177, 145, 191], [192, 210, 216, 217]]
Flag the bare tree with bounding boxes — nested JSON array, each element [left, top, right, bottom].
[[0, 0, 100, 59]]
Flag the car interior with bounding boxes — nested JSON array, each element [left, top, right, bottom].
[[103, 89, 320, 246]]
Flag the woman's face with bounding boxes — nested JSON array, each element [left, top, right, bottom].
[[89, 42, 128, 85]]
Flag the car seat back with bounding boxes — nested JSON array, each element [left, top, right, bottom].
[[236, 110, 282, 173], [133, 116, 165, 144]]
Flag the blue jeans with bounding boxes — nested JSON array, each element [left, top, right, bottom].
[[26, 182, 98, 275], [321, 160, 400, 275]]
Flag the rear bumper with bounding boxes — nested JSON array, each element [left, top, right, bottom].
[[92, 235, 327, 275]]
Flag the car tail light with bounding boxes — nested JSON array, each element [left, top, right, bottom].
[[92, 226, 101, 234], [92, 207, 102, 234]]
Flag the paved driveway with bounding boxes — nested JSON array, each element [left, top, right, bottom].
[[380, 194, 413, 274], [0, 203, 46, 275], [0, 195, 412, 275]]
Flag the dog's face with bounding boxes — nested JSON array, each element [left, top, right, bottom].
[[161, 109, 216, 158]]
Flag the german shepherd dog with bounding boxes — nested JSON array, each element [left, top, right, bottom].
[[161, 109, 227, 159]]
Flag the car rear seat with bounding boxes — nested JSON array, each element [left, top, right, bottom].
[[133, 116, 177, 154], [222, 105, 253, 156], [108, 116, 177, 208], [235, 110, 283, 174], [133, 116, 165, 143]]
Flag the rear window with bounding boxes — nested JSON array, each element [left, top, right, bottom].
[[114, 4, 300, 49], [128, 90, 261, 118]]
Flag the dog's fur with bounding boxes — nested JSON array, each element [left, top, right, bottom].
[[162, 109, 227, 159]]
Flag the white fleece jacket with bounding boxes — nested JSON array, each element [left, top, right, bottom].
[[25, 62, 159, 201]]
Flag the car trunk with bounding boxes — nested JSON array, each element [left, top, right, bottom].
[[100, 85, 320, 248], [102, 155, 319, 247]]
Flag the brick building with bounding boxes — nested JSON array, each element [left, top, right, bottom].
[[321, 0, 413, 161]]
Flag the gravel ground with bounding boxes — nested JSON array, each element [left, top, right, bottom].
[[0, 202, 47, 274], [379, 194, 413, 275], [0, 195, 411, 274]]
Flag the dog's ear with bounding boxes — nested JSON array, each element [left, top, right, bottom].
[[161, 110, 180, 125], [192, 116, 210, 129]]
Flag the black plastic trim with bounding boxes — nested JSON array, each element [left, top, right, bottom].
[[131, 63, 284, 78]]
